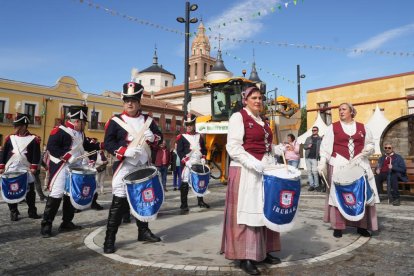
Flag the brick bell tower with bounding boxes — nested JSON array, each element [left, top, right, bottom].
[[188, 21, 216, 82]]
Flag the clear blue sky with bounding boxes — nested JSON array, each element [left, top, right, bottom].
[[1, 0, 413, 105]]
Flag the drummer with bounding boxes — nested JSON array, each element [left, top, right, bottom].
[[0, 113, 42, 221], [176, 113, 210, 213], [318, 102, 379, 238], [103, 82, 163, 254], [221, 86, 284, 275], [40, 105, 100, 238]]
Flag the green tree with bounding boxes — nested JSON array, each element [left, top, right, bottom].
[[298, 105, 307, 136]]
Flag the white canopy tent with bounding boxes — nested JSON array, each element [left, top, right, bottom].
[[365, 105, 390, 154], [297, 112, 328, 169]]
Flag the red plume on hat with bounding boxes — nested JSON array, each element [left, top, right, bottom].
[[122, 82, 144, 101]]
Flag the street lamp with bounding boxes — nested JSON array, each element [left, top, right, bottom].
[[177, 1, 198, 117], [297, 64, 305, 108], [266, 87, 278, 106]]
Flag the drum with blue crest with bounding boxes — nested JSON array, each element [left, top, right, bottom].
[[189, 164, 210, 197], [332, 164, 373, 221], [262, 165, 301, 232], [65, 166, 97, 210], [123, 166, 164, 222], [1, 170, 28, 203]]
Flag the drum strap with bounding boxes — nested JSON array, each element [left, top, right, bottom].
[[59, 125, 85, 156], [111, 116, 153, 162], [5, 135, 34, 171], [182, 133, 201, 159]]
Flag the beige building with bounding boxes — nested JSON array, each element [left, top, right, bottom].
[[306, 71, 414, 126], [0, 76, 184, 148]]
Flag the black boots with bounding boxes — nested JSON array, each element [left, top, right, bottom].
[[27, 183, 41, 219], [58, 195, 82, 232], [357, 227, 372, 237], [91, 193, 104, 210], [240, 260, 260, 275], [40, 197, 62, 238], [104, 196, 128, 254], [197, 197, 210, 208], [333, 229, 342, 238], [136, 220, 161, 242], [8, 182, 41, 220], [8, 204, 20, 221], [180, 182, 189, 212]]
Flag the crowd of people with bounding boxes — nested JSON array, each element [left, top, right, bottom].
[[0, 82, 409, 275]]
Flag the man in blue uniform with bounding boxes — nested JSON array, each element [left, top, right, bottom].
[[40, 105, 99, 237], [103, 82, 163, 254], [176, 113, 209, 213], [0, 113, 42, 221]]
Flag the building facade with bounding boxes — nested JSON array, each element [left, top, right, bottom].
[[306, 71, 414, 126], [0, 76, 184, 148]]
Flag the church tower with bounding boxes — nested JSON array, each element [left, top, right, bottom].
[[188, 22, 216, 82]]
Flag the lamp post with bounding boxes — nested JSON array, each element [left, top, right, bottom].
[[42, 97, 52, 148], [297, 64, 305, 108], [177, 1, 198, 117]]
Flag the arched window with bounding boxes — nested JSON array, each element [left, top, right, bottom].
[[194, 63, 198, 76]]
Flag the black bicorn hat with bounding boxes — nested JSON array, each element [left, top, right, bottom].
[[68, 105, 89, 121], [13, 113, 31, 126], [183, 113, 197, 126], [122, 82, 144, 101]]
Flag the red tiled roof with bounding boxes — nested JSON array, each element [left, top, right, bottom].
[[156, 80, 205, 95]]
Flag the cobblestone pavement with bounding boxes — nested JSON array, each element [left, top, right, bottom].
[[1, 175, 413, 275]]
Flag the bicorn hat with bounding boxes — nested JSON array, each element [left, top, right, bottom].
[[183, 113, 197, 126], [68, 105, 88, 121], [13, 113, 31, 126], [122, 82, 144, 101]]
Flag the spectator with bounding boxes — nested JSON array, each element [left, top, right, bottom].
[[170, 142, 181, 191], [304, 126, 322, 191], [155, 140, 170, 192], [283, 133, 300, 168], [375, 142, 407, 206], [95, 150, 108, 195]]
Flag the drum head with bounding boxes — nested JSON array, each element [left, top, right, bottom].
[[191, 164, 210, 175], [264, 165, 301, 180], [123, 166, 157, 184], [1, 170, 27, 179], [332, 164, 365, 185], [69, 166, 96, 175]]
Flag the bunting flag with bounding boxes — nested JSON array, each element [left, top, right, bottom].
[[70, 0, 414, 58]]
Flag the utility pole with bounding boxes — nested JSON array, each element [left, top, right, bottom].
[[297, 64, 305, 108]]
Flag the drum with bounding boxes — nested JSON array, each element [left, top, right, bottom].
[[262, 165, 301, 232], [1, 170, 28, 204], [65, 166, 97, 210], [332, 164, 373, 221], [123, 166, 164, 222], [189, 164, 210, 196]]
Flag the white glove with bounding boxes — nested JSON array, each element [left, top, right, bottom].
[[124, 147, 142, 158], [248, 157, 264, 174], [68, 156, 76, 164], [201, 158, 206, 166], [317, 157, 327, 175], [272, 144, 285, 156], [144, 130, 155, 143]]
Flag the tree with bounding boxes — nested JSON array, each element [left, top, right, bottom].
[[298, 105, 307, 136]]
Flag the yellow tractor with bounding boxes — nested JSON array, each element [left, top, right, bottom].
[[196, 77, 299, 183]]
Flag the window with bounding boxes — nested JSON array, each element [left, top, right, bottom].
[[24, 103, 36, 124], [0, 100, 5, 123], [200, 49, 203, 55], [204, 63, 207, 76], [407, 89, 414, 115], [164, 80, 168, 87], [165, 119, 171, 131], [194, 63, 198, 76], [318, 102, 332, 125], [150, 79, 155, 86], [63, 106, 71, 119], [176, 124, 181, 133], [91, 111, 99, 129]]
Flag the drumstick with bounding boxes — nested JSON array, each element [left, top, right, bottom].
[[320, 171, 330, 189], [73, 150, 99, 161], [281, 150, 288, 171]]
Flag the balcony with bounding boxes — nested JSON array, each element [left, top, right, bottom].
[[0, 113, 14, 124]]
